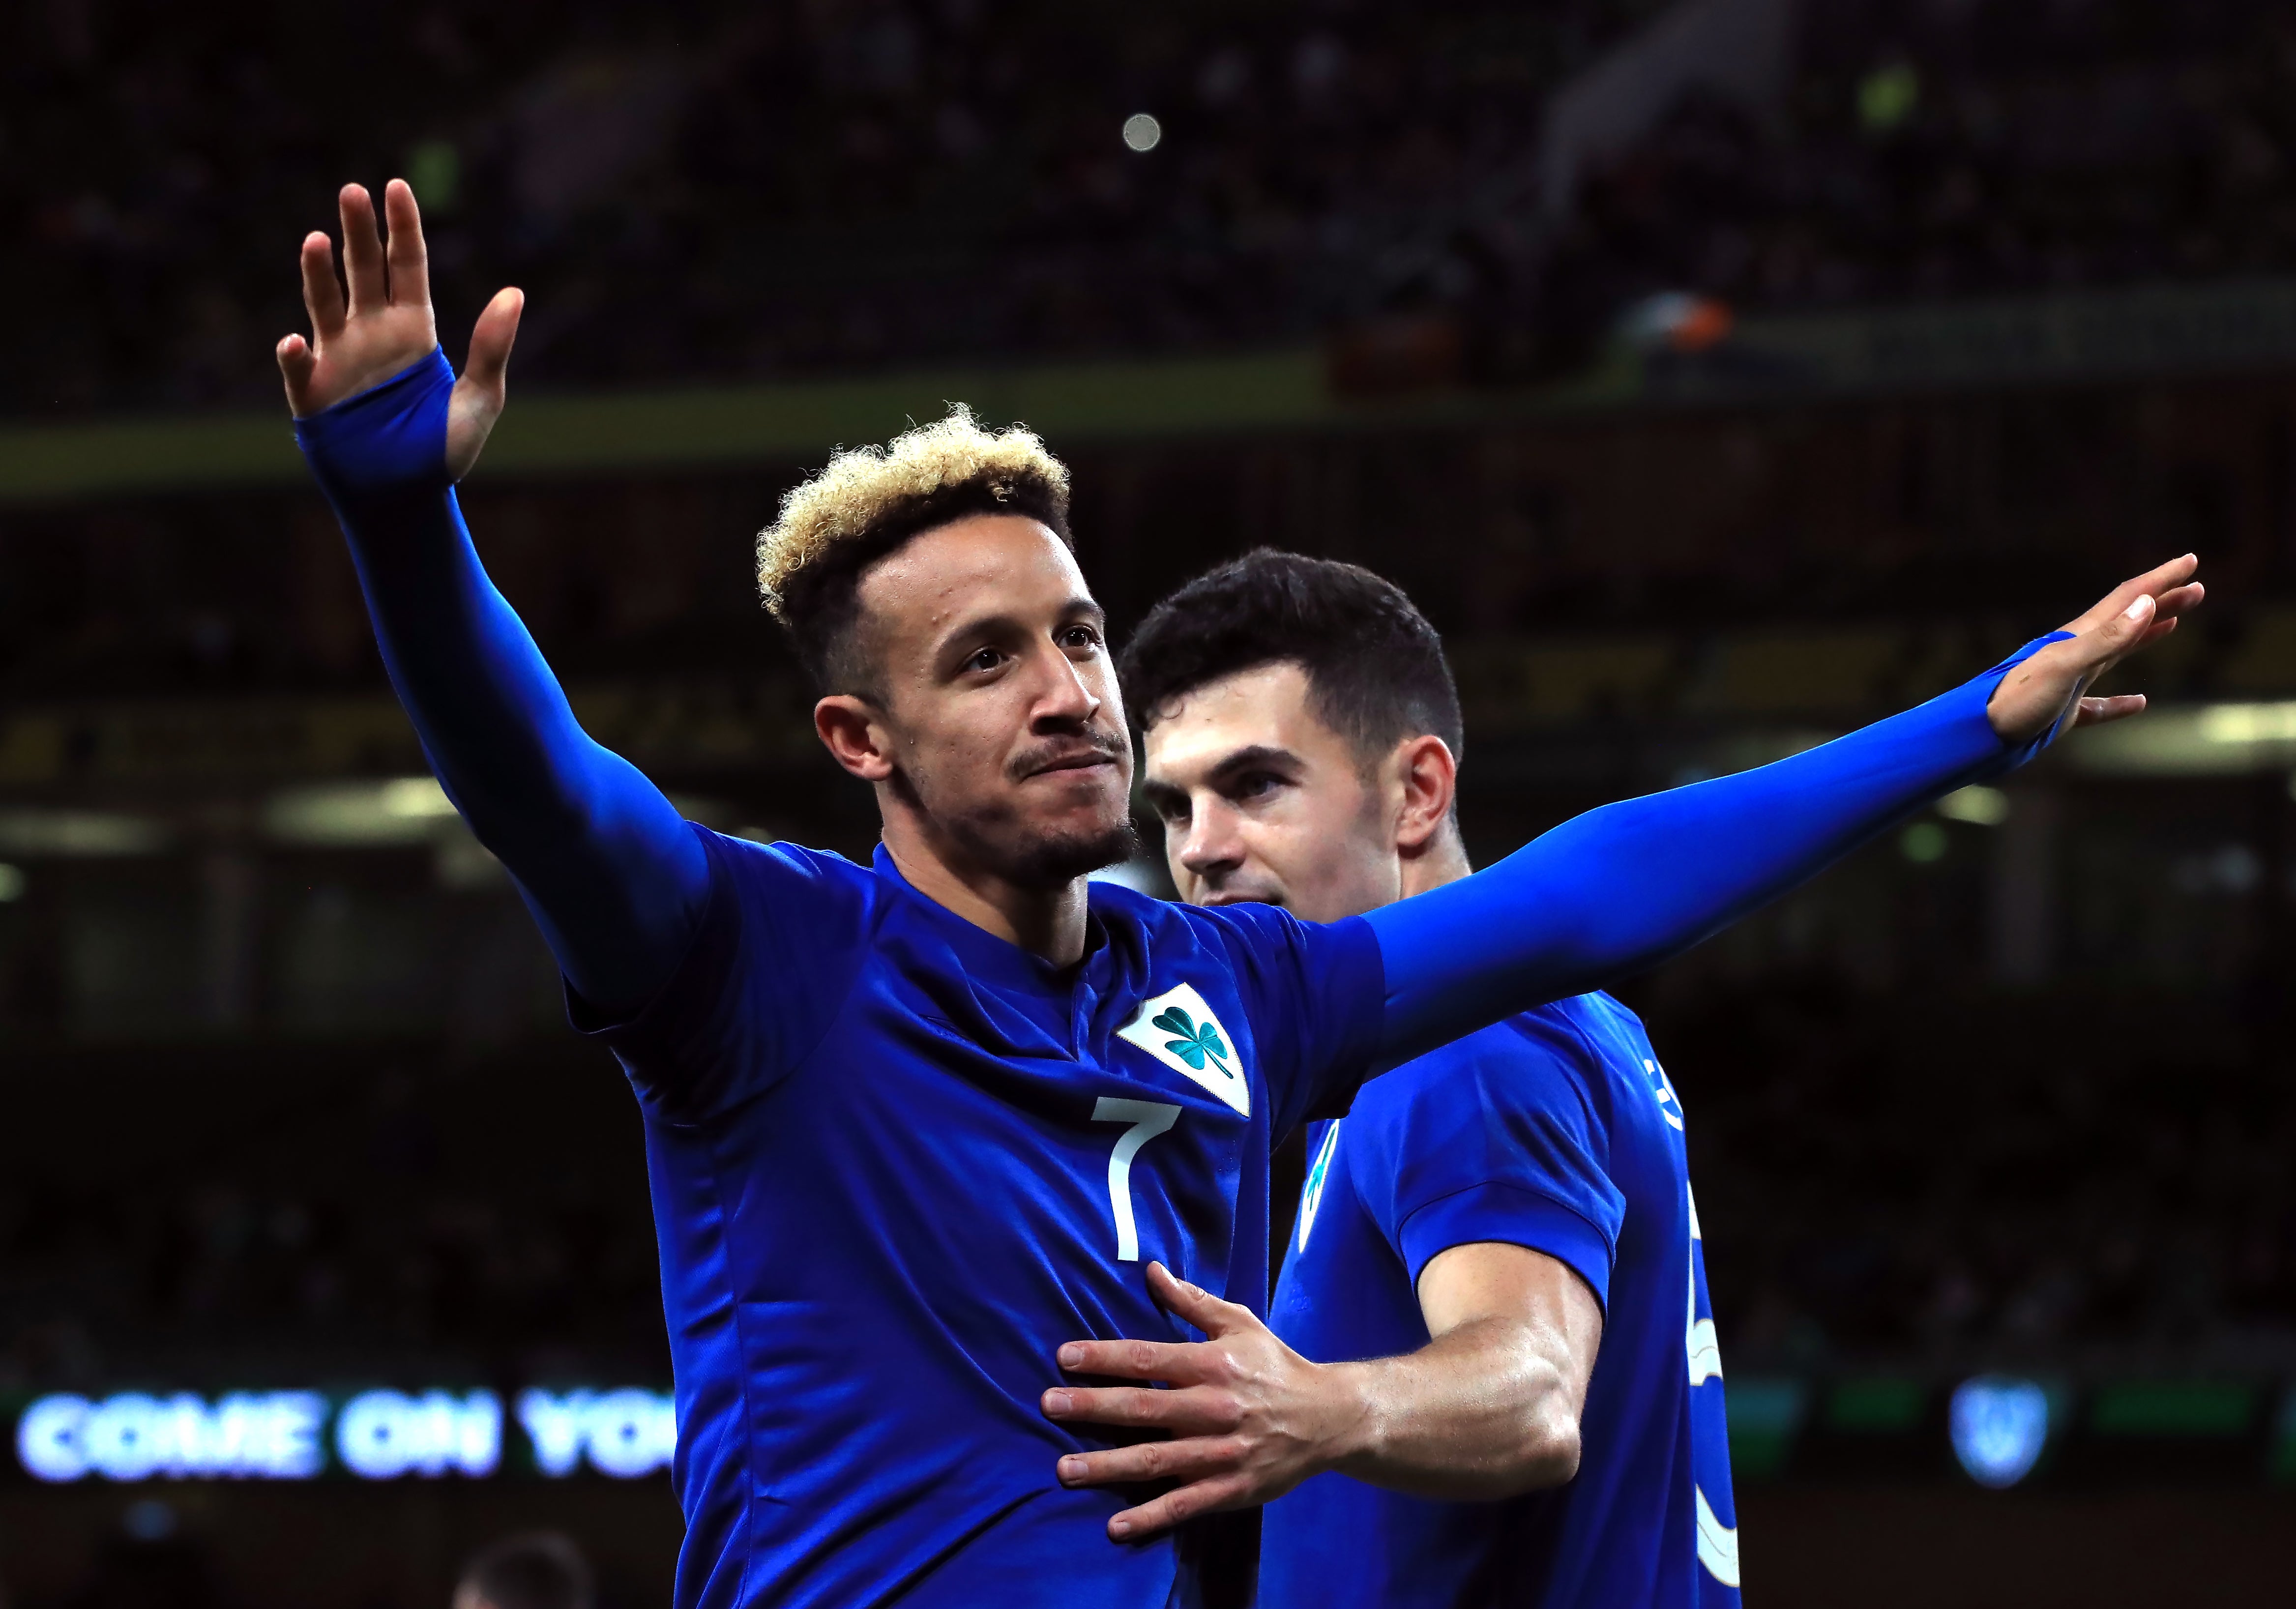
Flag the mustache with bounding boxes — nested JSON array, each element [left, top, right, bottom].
[[1008, 731, 1128, 783]]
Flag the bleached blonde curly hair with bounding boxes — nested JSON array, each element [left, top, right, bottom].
[[755, 406, 1075, 693]]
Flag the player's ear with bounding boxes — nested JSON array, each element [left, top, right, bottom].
[[1391, 733, 1458, 853], [815, 695, 897, 782]]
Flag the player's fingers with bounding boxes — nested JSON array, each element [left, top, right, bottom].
[[339, 184, 387, 314], [2133, 614, 2179, 649], [2060, 554, 2197, 635], [1107, 1474, 1253, 1541], [2155, 580, 2205, 621], [2073, 592, 2156, 675], [383, 178, 430, 310], [275, 334, 317, 415], [299, 231, 346, 338], [464, 288, 524, 396], [1056, 1435, 1244, 1491], [1146, 1262, 1251, 1337], [1042, 1385, 1194, 1428], [2068, 694, 2147, 729], [1056, 1336, 1207, 1384]]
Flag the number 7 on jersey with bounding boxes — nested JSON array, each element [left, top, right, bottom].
[[1092, 1098, 1181, 1261]]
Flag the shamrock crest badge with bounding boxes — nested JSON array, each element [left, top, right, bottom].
[[1117, 983, 1250, 1116]]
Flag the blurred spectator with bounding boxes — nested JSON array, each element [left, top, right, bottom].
[[453, 1534, 593, 1609]]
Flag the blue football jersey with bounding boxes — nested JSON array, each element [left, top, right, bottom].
[[1261, 994, 1740, 1609], [584, 829, 1384, 1609]]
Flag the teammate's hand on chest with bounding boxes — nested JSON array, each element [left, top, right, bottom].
[[1041, 1261, 1370, 1541]]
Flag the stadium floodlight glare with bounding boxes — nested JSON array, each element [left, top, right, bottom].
[[1935, 785, 2010, 826], [2070, 701, 2296, 775], [2202, 702, 2296, 744], [381, 776, 458, 818], [265, 778, 457, 846], [0, 809, 169, 857], [1949, 1376, 2051, 1488], [1121, 113, 1162, 152]]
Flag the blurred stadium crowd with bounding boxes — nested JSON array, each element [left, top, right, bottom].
[[15, 0, 2296, 415], [2, 0, 1650, 413], [1540, 0, 2296, 359]]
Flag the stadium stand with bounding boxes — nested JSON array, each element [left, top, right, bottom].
[[1541, 0, 2296, 357]]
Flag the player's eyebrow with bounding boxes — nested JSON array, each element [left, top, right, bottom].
[[1204, 743, 1302, 783]]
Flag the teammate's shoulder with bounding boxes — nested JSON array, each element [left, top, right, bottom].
[[1394, 995, 1623, 1086], [1540, 989, 1654, 1047]]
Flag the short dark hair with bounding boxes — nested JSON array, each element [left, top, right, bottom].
[[757, 408, 1074, 696], [457, 1533, 592, 1609], [1119, 550, 1463, 766]]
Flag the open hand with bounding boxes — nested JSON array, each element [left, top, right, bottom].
[[1042, 1262, 1368, 1541], [1986, 554, 2204, 742], [276, 179, 522, 480]]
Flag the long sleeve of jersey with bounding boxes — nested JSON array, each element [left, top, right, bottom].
[[294, 349, 708, 1015], [1363, 637, 2065, 1068]]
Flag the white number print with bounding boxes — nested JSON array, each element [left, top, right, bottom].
[[1091, 1098, 1182, 1261]]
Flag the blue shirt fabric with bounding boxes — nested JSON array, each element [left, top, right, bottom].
[[591, 828, 1385, 1609], [1263, 994, 1739, 1609]]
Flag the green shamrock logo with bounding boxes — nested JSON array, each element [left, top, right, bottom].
[[1152, 1007, 1234, 1079]]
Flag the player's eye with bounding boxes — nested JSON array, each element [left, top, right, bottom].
[[962, 645, 1007, 674], [1233, 772, 1282, 802], [1058, 624, 1103, 652]]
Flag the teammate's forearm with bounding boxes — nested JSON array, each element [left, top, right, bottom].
[[296, 350, 706, 1012], [1366, 637, 2060, 1065], [1321, 1318, 1583, 1501]]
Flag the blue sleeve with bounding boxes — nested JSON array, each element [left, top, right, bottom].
[[293, 350, 708, 1018], [1353, 1022, 1624, 1312], [1196, 903, 1388, 1136], [573, 830, 878, 1118], [1365, 639, 2067, 1066]]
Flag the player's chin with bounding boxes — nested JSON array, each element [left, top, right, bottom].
[[1003, 811, 1138, 890]]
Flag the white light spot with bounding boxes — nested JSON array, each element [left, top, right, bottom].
[[1121, 113, 1162, 152], [1937, 785, 2010, 826]]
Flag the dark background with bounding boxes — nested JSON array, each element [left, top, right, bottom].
[[7, 1, 2296, 1606]]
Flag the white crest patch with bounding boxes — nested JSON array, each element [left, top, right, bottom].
[[1117, 983, 1249, 1116]]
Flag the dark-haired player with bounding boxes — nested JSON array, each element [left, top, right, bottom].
[[278, 180, 2194, 1609], [1093, 550, 1726, 1606]]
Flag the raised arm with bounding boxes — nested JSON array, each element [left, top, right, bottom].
[[1367, 558, 2203, 1066], [279, 180, 706, 1015]]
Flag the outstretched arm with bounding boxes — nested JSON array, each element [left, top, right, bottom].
[[280, 181, 706, 1015], [1368, 558, 2203, 1066]]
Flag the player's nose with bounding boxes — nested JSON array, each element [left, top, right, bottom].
[[1177, 798, 1244, 878], [1028, 640, 1101, 729]]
